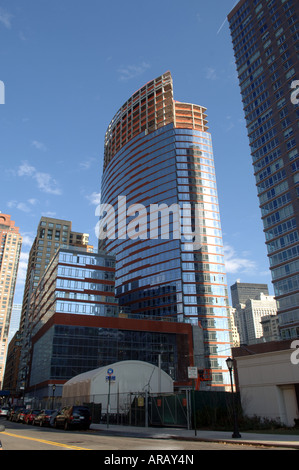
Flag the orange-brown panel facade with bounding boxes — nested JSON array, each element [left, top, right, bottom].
[[104, 71, 209, 169]]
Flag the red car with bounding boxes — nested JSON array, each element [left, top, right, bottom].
[[24, 409, 41, 425]]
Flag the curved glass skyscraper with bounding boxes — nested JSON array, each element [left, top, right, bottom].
[[99, 72, 232, 389]]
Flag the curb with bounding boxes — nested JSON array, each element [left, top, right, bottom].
[[90, 426, 299, 450], [169, 434, 299, 450]]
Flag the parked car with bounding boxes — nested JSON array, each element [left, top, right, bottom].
[[33, 409, 56, 427], [13, 408, 29, 423], [53, 405, 91, 430], [24, 409, 41, 425], [0, 405, 10, 417], [8, 406, 23, 421]]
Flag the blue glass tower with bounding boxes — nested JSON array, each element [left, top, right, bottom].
[[99, 72, 233, 389]]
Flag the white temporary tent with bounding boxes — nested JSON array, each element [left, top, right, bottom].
[[62, 360, 174, 413]]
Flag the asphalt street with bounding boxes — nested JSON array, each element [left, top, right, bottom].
[[0, 417, 296, 452]]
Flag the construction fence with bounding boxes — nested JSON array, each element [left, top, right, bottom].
[[34, 389, 240, 430]]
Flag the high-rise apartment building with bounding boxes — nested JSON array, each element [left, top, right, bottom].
[[22, 246, 192, 398], [243, 292, 277, 343], [260, 312, 280, 340], [228, 0, 299, 339], [99, 71, 233, 389], [228, 307, 241, 346], [18, 216, 92, 391], [231, 281, 269, 307], [2, 330, 22, 396], [0, 213, 22, 387]]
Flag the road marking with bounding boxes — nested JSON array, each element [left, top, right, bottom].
[[2, 432, 91, 450]]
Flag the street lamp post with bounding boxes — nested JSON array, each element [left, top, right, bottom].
[[226, 357, 241, 438], [52, 384, 56, 410]]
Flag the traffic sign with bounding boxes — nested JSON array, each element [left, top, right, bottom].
[[188, 367, 198, 379]]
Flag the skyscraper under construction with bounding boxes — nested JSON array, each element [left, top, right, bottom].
[[99, 71, 233, 389]]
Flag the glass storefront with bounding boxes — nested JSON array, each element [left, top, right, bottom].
[[30, 324, 186, 386]]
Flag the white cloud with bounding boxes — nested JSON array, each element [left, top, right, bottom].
[[205, 67, 217, 81], [79, 157, 96, 170], [34, 171, 61, 195], [16, 251, 29, 282], [18, 162, 35, 177], [32, 140, 47, 151], [118, 62, 150, 81], [13, 251, 30, 304], [17, 162, 62, 195], [0, 7, 12, 29], [28, 198, 38, 205], [19, 31, 26, 41], [7, 198, 38, 213], [21, 232, 35, 247], [224, 115, 235, 133], [223, 243, 257, 274], [41, 211, 56, 217], [14, 202, 31, 213], [86, 191, 101, 205]]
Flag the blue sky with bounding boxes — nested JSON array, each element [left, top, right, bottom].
[[0, 0, 274, 306]]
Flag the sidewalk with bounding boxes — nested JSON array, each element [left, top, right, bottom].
[[90, 423, 299, 449]]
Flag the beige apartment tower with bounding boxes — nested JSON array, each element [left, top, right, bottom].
[[0, 213, 22, 388], [17, 216, 92, 391]]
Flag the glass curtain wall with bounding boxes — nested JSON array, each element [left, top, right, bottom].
[[99, 72, 233, 388]]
